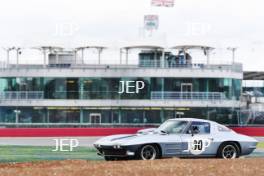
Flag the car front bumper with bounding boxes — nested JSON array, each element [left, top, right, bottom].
[[241, 141, 258, 155], [94, 144, 140, 157]]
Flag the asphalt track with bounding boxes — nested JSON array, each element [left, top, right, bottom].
[[0, 137, 263, 147], [0, 137, 100, 147]]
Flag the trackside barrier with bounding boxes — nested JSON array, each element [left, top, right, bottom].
[[0, 127, 263, 137]]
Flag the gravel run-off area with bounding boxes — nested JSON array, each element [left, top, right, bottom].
[[0, 158, 263, 176]]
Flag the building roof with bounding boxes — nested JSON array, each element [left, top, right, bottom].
[[121, 45, 164, 50], [33, 46, 64, 50], [75, 46, 107, 50], [244, 71, 264, 80], [170, 45, 215, 50]]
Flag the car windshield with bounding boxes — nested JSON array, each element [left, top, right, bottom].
[[158, 120, 188, 134]]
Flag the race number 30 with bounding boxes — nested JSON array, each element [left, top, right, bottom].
[[188, 138, 211, 155], [193, 140, 203, 151]]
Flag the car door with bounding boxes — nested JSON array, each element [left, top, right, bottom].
[[162, 133, 183, 157], [180, 121, 215, 157], [159, 121, 188, 157]]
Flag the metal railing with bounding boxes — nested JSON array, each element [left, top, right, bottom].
[[0, 91, 44, 100], [0, 91, 227, 100], [0, 123, 160, 127], [0, 62, 243, 72], [1, 122, 263, 127], [139, 61, 242, 72], [151, 91, 226, 100]]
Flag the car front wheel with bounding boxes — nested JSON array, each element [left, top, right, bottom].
[[139, 144, 159, 160], [104, 156, 115, 161]]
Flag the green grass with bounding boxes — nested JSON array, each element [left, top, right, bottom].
[[257, 142, 264, 149], [0, 145, 102, 163]]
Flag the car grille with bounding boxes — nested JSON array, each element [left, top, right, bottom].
[[102, 149, 127, 156], [97, 146, 127, 156]]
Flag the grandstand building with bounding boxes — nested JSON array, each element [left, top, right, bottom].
[[0, 44, 249, 127]]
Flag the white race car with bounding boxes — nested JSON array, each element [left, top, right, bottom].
[[94, 118, 258, 160]]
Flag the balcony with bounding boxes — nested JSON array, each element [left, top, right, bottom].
[[139, 60, 242, 72], [151, 91, 227, 100], [1, 62, 243, 72], [0, 64, 243, 80], [0, 91, 227, 101], [0, 91, 44, 100], [0, 91, 242, 108]]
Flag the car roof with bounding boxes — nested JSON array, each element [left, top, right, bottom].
[[167, 118, 213, 123]]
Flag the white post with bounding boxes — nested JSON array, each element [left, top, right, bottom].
[[55, 51, 59, 64], [98, 48, 102, 64], [125, 48, 129, 65], [207, 53, 210, 64], [119, 49, 122, 64], [16, 48, 20, 68], [232, 50, 235, 64], [74, 50, 77, 64], [231, 48, 236, 64], [14, 109, 20, 123], [81, 48, 84, 64], [227, 47, 236, 64], [43, 49, 47, 68], [183, 49, 186, 64], [206, 50, 210, 65], [161, 49, 165, 68], [16, 111, 19, 123], [6, 50, 10, 68]]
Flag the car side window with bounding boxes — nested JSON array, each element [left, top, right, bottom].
[[187, 121, 210, 134]]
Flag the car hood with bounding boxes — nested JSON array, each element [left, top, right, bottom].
[[94, 134, 139, 146], [94, 133, 181, 146]]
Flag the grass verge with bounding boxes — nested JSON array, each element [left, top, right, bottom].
[[257, 142, 264, 149], [0, 145, 102, 163]]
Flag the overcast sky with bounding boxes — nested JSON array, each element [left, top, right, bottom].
[[0, 0, 263, 70]]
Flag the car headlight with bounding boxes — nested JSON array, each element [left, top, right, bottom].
[[113, 145, 121, 149], [94, 144, 101, 148], [126, 151, 135, 156]]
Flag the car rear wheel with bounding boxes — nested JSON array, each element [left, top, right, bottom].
[[217, 143, 239, 159], [104, 156, 115, 161], [139, 144, 159, 160]]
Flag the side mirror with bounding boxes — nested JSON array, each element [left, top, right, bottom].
[[187, 129, 192, 135]]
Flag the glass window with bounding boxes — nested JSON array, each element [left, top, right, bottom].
[[0, 77, 242, 101], [187, 121, 210, 134], [82, 109, 113, 123], [0, 107, 16, 123], [144, 110, 162, 123], [232, 79, 242, 100], [158, 120, 188, 134], [48, 109, 80, 123], [121, 110, 144, 123], [150, 78, 162, 91], [19, 107, 47, 123], [120, 78, 150, 99], [66, 78, 79, 99], [208, 107, 239, 125]]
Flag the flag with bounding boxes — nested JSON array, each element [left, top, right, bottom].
[[151, 0, 174, 7]]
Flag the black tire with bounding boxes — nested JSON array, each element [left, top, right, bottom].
[[137, 144, 160, 160], [104, 156, 115, 161], [104, 156, 127, 161], [217, 142, 240, 159]]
